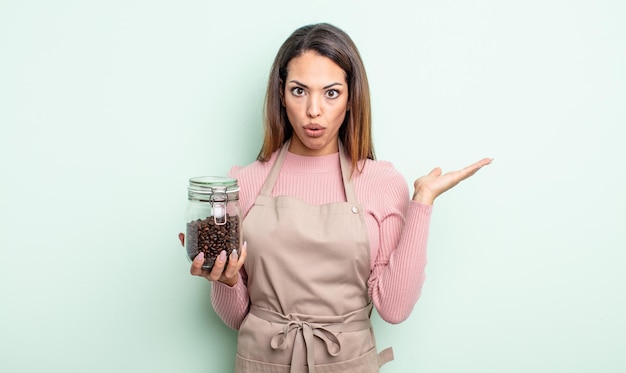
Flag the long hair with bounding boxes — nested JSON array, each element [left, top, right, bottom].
[[257, 23, 375, 174]]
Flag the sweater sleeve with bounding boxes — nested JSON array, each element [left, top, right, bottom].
[[210, 269, 250, 330], [207, 165, 254, 330], [367, 172, 433, 324]]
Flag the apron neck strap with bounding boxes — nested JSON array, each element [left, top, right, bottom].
[[259, 140, 290, 197], [338, 141, 358, 204]]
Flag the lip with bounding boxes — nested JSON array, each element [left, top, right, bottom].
[[303, 123, 325, 138]]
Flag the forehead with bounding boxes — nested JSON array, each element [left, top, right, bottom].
[[286, 51, 347, 83]]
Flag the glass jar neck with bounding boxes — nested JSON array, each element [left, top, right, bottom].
[[187, 176, 239, 202]]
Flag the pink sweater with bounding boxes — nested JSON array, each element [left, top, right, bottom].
[[211, 149, 432, 328]]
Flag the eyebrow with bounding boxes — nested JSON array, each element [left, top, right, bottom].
[[288, 80, 344, 89]]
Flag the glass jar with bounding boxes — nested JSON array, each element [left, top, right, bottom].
[[186, 176, 241, 271]]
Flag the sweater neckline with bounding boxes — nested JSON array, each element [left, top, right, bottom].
[[281, 151, 341, 174]]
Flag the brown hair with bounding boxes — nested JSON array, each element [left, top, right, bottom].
[[257, 23, 375, 174]]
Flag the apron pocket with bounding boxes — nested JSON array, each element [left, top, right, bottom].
[[315, 347, 380, 373], [235, 347, 380, 373], [235, 354, 291, 373]]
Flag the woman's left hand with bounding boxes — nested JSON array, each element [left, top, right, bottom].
[[412, 157, 492, 205]]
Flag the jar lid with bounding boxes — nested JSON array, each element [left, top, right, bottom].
[[188, 176, 239, 195]]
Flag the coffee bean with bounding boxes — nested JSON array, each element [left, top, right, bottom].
[[186, 215, 239, 271]]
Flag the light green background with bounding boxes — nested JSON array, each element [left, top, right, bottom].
[[1, 1, 624, 372]]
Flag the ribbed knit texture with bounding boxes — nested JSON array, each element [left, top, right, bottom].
[[211, 150, 432, 329]]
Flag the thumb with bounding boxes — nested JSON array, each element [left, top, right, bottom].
[[429, 167, 442, 177]]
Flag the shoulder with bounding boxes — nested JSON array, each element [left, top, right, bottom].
[[229, 150, 279, 180], [229, 160, 269, 181], [355, 159, 408, 190], [228, 152, 279, 208], [353, 159, 410, 213]]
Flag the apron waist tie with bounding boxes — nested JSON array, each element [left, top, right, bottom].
[[250, 305, 372, 373]]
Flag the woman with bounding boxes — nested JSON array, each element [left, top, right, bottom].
[[182, 23, 491, 372]]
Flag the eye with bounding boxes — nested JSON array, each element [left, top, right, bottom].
[[325, 89, 340, 99], [291, 87, 305, 96]]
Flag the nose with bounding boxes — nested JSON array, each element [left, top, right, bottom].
[[306, 96, 321, 118]]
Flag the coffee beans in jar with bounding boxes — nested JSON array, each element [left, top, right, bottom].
[[186, 176, 241, 271], [186, 215, 239, 269]]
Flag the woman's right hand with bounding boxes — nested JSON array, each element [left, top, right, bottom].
[[178, 233, 247, 287]]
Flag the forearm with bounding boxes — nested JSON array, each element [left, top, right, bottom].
[[368, 202, 432, 324], [210, 271, 250, 330]]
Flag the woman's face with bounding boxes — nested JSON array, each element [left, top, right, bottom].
[[283, 50, 349, 156]]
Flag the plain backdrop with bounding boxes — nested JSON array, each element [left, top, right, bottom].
[[1, 1, 624, 372]]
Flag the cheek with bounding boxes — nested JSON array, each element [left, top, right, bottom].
[[284, 100, 302, 126], [332, 102, 349, 120], [284, 98, 302, 115]]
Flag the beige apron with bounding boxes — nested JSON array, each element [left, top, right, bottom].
[[235, 141, 393, 373]]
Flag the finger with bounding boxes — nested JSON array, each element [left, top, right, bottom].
[[456, 158, 492, 179], [238, 241, 248, 266], [178, 233, 185, 246], [465, 157, 492, 171], [208, 250, 228, 281], [222, 248, 240, 279], [190, 252, 206, 276], [474, 157, 493, 168]]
